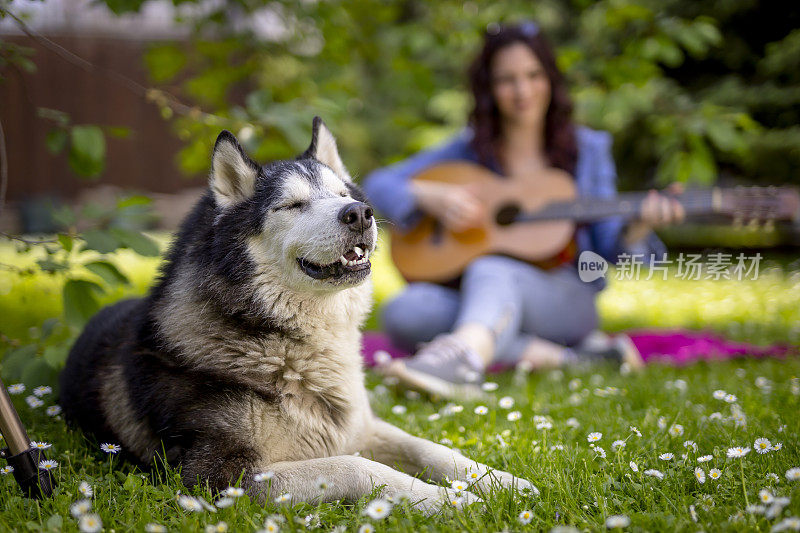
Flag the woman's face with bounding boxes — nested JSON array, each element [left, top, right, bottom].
[[490, 42, 551, 128]]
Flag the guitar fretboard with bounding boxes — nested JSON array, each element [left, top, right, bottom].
[[514, 189, 716, 223]]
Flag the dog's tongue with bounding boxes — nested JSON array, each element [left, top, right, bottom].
[[343, 249, 359, 261]]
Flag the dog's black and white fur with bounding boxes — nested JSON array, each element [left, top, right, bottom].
[[59, 118, 532, 512]]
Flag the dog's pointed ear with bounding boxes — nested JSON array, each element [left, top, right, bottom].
[[300, 116, 351, 181], [210, 131, 259, 208]]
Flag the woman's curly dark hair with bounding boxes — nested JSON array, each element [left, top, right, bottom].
[[468, 22, 578, 175]]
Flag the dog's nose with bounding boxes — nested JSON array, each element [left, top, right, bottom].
[[338, 201, 373, 232]]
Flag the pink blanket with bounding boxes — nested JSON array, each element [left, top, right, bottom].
[[362, 330, 794, 369]]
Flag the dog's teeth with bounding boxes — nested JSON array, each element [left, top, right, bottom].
[[339, 256, 348, 265], [364, 249, 370, 259], [347, 260, 356, 266], [353, 246, 363, 258]]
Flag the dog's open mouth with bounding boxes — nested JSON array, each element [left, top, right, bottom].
[[297, 244, 371, 281]]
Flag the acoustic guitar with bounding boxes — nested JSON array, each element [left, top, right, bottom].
[[390, 162, 800, 283]]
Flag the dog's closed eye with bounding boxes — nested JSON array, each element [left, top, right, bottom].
[[275, 201, 308, 211]]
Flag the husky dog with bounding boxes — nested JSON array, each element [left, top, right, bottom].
[[59, 118, 532, 512]]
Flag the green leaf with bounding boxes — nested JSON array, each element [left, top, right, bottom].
[[36, 258, 69, 273], [62, 279, 103, 328], [57, 233, 74, 252], [110, 228, 160, 256], [106, 126, 131, 138], [85, 260, 130, 287], [45, 514, 63, 532], [81, 229, 120, 254], [21, 357, 60, 391], [45, 129, 68, 154], [117, 195, 152, 209], [1, 344, 38, 381], [41, 317, 61, 340], [68, 125, 106, 178], [43, 345, 68, 370], [123, 473, 144, 491]]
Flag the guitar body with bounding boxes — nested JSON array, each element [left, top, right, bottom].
[[390, 162, 577, 283]]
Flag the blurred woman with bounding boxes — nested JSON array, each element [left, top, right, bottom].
[[363, 21, 683, 392]]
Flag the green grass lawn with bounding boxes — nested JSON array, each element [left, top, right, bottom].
[[1, 238, 799, 531]]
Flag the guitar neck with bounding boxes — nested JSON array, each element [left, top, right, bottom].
[[516, 189, 719, 223]]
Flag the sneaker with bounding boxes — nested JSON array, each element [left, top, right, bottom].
[[405, 334, 486, 385], [377, 334, 486, 400]]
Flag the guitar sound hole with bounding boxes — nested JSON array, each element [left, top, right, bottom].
[[496, 204, 520, 226]]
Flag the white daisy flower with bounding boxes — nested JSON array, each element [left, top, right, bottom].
[[644, 469, 664, 480], [215, 497, 234, 508], [448, 496, 465, 508], [498, 396, 515, 409], [629, 461, 638, 472], [518, 509, 533, 524], [442, 404, 463, 415], [713, 389, 726, 400], [223, 487, 244, 497], [38, 459, 58, 470], [746, 504, 766, 515], [26, 396, 44, 408], [694, 467, 706, 484], [315, 476, 330, 492], [657, 417, 667, 430], [274, 493, 292, 504], [605, 514, 630, 528], [683, 440, 697, 451], [630, 426, 642, 437], [30, 441, 51, 450], [785, 467, 800, 481], [391, 405, 406, 415], [536, 420, 553, 430], [595, 447, 607, 458], [507, 411, 522, 422], [70, 499, 92, 517], [551, 444, 565, 451], [587, 432, 602, 442], [100, 443, 122, 454], [754, 438, 772, 454], [724, 393, 738, 403], [759, 489, 774, 504], [46, 405, 62, 416], [364, 498, 392, 520], [698, 455, 713, 463], [450, 480, 468, 492], [7, 383, 25, 394], [727, 447, 751, 458], [709, 412, 723, 420], [79, 481, 93, 497], [253, 471, 274, 482], [204, 522, 228, 533], [358, 525, 374, 533], [709, 468, 722, 480], [1, 466, 14, 475], [474, 405, 488, 415], [481, 382, 499, 391], [773, 442, 783, 451], [611, 440, 626, 451], [144, 524, 167, 533], [440, 437, 453, 446], [177, 495, 204, 512], [262, 518, 280, 533], [428, 413, 442, 421], [566, 418, 580, 429], [659, 453, 674, 461], [669, 424, 684, 437], [689, 504, 698, 522], [33, 385, 52, 397], [78, 513, 102, 533], [772, 517, 800, 532], [766, 472, 780, 482]]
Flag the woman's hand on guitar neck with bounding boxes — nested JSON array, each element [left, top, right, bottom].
[[411, 180, 486, 232], [624, 183, 686, 245]]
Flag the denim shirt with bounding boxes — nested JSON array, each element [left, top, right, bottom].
[[362, 126, 665, 271]]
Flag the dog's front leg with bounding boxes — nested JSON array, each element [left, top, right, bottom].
[[252, 455, 479, 515], [360, 419, 536, 496]]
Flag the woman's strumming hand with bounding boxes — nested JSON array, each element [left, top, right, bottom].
[[411, 181, 485, 232]]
